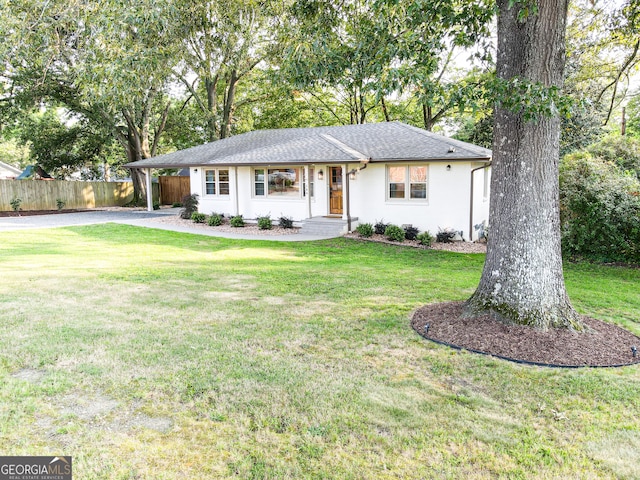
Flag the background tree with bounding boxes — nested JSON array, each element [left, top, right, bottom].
[[466, 0, 584, 330]]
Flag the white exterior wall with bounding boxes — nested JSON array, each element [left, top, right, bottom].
[[189, 162, 490, 239], [191, 165, 331, 221], [349, 162, 490, 241]]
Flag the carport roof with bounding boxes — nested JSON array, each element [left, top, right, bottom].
[[125, 121, 492, 169]]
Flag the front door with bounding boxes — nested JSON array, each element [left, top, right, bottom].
[[329, 166, 343, 215]]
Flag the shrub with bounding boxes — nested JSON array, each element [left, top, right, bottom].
[[172, 202, 182, 208], [56, 199, 65, 211], [230, 215, 245, 227], [191, 212, 206, 223], [374, 220, 388, 235], [153, 202, 160, 211], [385, 224, 405, 242], [257, 215, 273, 230], [436, 228, 457, 243], [10, 197, 22, 213], [279, 216, 294, 229], [404, 225, 420, 240], [180, 194, 199, 219], [416, 231, 434, 246], [559, 152, 640, 263], [208, 213, 223, 226], [356, 223, 374, 237]]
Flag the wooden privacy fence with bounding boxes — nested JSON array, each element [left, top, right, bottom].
[[159, 176, 191, 205], [0, 180, 135, 211]]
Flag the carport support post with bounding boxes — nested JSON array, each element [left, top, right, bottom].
[[305, 165, 311, 218], [145, 168, 153, 212]]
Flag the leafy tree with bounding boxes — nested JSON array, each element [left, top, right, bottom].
[[560, 151, 640, 263], [171, 0, 284, 141], [284, 0, 493, 127], [466, 0, 584, 330]]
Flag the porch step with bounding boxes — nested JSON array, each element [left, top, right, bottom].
[[299, 216, 356, 236]]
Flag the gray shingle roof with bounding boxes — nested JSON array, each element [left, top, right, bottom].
[[125, 121, 491, 169]]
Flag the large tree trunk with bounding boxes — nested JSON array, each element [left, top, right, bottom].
[[465, 0, 584, 330]]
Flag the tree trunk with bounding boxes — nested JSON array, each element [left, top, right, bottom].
[[465, 0, 583, 331], [220, 69, 238, 140]]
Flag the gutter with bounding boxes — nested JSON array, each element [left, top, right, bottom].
[[469, 162, 491, 241]]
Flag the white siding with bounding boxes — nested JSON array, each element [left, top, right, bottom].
[[189, 162, 490, 239]]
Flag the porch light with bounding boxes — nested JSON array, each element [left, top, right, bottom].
[[318, 169, 324, 180], [349, 171, 356, 180], [446, 165, 451, 171]]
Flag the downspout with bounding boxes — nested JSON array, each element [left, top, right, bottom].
[[469, 162, 491, 241], [346, 161, 369, 232]]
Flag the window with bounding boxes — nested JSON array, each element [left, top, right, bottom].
[[387, 165, 428, 201], [253, 168, 302, 198], [254, 169, 265, 196], [203, 169, 230, 196]]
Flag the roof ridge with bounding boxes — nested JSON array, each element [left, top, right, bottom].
[[318, 133, 369, 161], [394, 122, 492, 157]]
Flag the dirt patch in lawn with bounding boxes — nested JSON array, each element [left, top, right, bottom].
[[412, 301, 640, 367]]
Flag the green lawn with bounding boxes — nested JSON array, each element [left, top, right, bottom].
[[1, 224, 639, 479]]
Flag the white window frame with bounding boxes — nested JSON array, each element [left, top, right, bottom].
[[386, 164, 429, 202], [203, 168, 230, 197], [252, 167, 304, 199]]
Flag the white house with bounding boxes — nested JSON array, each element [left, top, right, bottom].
[[0, 160, 22, 179], [126, 122, 491, 240]]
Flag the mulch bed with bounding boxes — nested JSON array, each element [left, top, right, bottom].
[[0, 209, 92, 217], [411, 301, 640, 368]]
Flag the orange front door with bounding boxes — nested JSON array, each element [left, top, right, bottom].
[[329, 166, 343, 215]]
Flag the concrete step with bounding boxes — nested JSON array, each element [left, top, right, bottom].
[[299, 216, 356, 236]]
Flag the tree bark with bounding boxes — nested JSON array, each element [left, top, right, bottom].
[[465, 0, 584, 330]]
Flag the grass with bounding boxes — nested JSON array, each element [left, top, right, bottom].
[[1, 223, 639, 479]]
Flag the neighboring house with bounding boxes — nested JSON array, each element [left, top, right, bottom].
[[126, 122, 492, 240], [0, 161, 22, 179]]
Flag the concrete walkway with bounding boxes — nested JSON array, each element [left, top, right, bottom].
[[0, 208, 341, 242]]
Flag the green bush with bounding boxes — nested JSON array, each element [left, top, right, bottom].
[[56, 199, 65, 211], [279, 216, 294, 229], [208, 213, 223, 226], [257, 215, 272, 230], [172, 202, 183, 208], [384, 224, 405, 242], [10, 197, 22, 213], [180, 194, 199, 219], [191, 212, 206, 223], [559, 152, 640, 263], [416, 231, 434, 246], [153, 202, 160, 210], [230, 215, 245, 227], [356, 223, 374, 237]]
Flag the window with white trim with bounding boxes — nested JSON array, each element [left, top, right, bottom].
[[387, 165, 428, 200], [203, 168, 230, 196], [253, 167, 302, 198]]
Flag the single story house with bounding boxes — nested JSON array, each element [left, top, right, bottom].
[[126, 121, 491, 240], [0, 160, 22, 179]]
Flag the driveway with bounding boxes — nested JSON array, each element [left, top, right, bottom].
[[0, 208, 338, 241]]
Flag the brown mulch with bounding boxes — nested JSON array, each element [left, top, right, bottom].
[[0, 209, 93, 217], [411, 301, 640, 368], [344, 232, 487, 253]]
